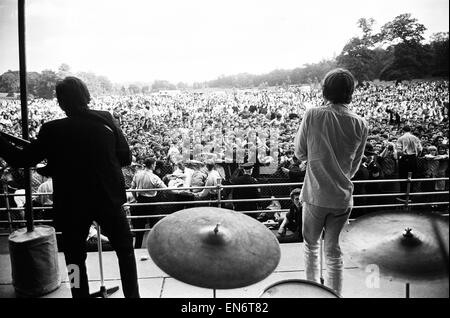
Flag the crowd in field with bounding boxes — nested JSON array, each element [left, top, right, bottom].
[[0, 80, 448, 241]]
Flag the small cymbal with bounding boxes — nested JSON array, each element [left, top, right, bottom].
[[341, 211, 449, 281], [147, 207, 281, 289]]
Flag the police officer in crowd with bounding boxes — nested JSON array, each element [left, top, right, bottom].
[[230, 163, 261, 218]]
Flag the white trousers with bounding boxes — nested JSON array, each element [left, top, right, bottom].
[[302, 202, 351, 296]]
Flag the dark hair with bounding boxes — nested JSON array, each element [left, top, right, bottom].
[[322, 68, 355, 104], [289, 188, 301, 199], [144, 157, 156, 169], [402, 125, 411, 132], [55, 77, 91, 115], [438, 144, 448, 151], [285, 150, 294, 156]]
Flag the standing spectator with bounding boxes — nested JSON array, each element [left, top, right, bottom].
[[130, 157, 167, 248], [435, 144, 449, 209], [230, 163, 261, 218], [32, 176, 53, 223], [379, 141, 398, 179], [194, 160, 222, 204], [352, 156, 370, 217], [396, 125, 423, 194]]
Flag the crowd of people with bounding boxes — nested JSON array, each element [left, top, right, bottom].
[[0, 79, 449, 240]]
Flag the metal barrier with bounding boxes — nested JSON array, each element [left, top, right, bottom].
[[0, 175, 448, 236]]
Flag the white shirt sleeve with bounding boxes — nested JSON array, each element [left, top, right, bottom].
[[294, 110, 309, 161], [350, 124, 369, 179]]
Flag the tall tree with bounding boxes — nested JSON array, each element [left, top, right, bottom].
[[36, 70, 59, 99], [337, 37, 376, 82], [337, 18, 382, 82], [378, 14, 429, 80], [429, 32, 449, 77], [0, 70, 20, 93], [379, 13, 426, 45], [27, 72, 41, 97], [357, 17, 377, 46]]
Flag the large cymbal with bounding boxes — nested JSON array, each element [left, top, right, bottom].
[[341, 211, 449, 281], [147, 207, 281, 289]]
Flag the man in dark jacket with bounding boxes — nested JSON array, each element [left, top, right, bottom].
[[0, 77, 139, 298], [231, 162, 261, 218]]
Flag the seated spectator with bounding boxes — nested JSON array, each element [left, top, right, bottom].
[[277, 188, 303, 242]]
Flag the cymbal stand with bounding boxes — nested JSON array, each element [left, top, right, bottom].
[[320, 230, 325, 285], [90, 222, 119, 298]]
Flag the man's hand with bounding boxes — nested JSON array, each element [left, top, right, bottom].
[[278, 228, 286, 237]]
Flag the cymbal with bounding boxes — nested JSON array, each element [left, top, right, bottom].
[[341, 211, 449, 281], [147, 207, 281, 289]]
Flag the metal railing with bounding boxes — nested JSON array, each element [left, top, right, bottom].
[[0, 175, 448, 236]]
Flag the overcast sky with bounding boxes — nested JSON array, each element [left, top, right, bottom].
[[0, 0, 448, 84]]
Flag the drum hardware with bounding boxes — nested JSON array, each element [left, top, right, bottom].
[[341, 211, 449, 298], [260, 279, 340, 298], [147, 207, 281, 297], [90, 222, 119, 298]]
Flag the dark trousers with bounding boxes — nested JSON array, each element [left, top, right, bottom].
[[131, 196, 159, 249], [398, 155, 418, 193], [58, 206, 140, 298]]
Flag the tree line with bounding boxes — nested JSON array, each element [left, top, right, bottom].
[[0, 64, 116, 98], [206, 14, 449, 88], [0, 13, 448, 98]]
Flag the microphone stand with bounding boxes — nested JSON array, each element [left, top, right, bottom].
[[320, 230, 325, 285], [89, 222, 119, 298]]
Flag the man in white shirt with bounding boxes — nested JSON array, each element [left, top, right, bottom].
[[294, 68, 368, 295], [36, 176, 53, 206], [396, 125, 423, 193], [130, 157, 167, 248], [170, 160, 194, 189], [194, 160, 222, 203]]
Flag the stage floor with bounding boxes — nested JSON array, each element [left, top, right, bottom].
[[0, 243, 448, 298]]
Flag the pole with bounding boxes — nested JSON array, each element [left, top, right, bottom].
[[18, 0, 34, 232], [320, 230, 324, 285], [90, 222, 119, 298], [406, 172, 412, 212], [3, 185, 13, 234], [97, 225, 105, 288], [217, 178, 222, 208]]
